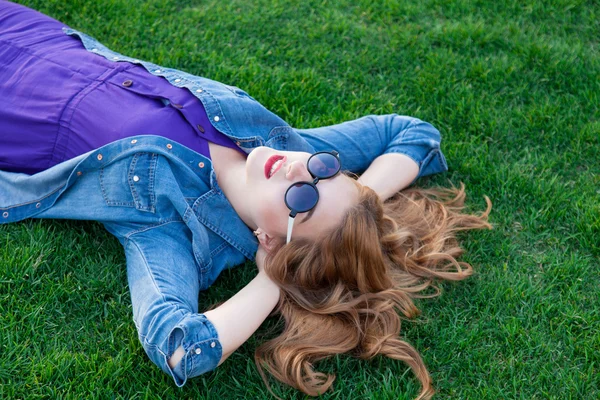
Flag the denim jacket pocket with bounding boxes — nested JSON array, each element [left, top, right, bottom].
[[100, 152, 158, 212]]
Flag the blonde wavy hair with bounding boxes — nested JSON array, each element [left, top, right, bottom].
[[256, 180, 492, 399]]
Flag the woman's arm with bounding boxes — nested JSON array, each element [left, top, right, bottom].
[[207, 270, 279, 364], [357, 153, 419, 201], [295, 114, 448, 188], [168, 246, 278, 368]]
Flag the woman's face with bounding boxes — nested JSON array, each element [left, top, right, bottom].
[[245, 147, 359, 243]]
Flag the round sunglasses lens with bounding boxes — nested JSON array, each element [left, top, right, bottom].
[[285, 183, 318, 212], [308, 153, 340, 178]]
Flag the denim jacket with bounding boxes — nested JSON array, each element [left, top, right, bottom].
[[0, 28, 448, 386]]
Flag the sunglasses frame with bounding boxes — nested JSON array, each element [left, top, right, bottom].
[[284, 150, 341, 243]]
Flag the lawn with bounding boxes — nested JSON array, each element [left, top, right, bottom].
[[1, 0, 598, 398]]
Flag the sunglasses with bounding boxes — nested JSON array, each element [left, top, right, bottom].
[[285, 151, 342, 243]]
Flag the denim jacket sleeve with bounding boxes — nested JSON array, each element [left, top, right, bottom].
[[293, 114, 448, 180], [114, 219, 223, 387]]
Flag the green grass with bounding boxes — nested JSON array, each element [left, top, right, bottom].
[[1, 0, 599, 398]]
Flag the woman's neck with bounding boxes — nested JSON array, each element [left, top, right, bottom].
[[208, 142, 257, 230]]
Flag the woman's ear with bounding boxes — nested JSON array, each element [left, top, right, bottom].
[[254, 229, 280, 253]]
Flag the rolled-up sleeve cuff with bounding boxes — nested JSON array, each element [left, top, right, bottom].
[[161, 313, 223, 387], [385, 118, 449, 181]]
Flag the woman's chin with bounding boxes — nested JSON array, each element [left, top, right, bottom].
[[247, 146, 269, 181]]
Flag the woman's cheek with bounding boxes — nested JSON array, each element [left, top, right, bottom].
[[258, 195, 287, 233]]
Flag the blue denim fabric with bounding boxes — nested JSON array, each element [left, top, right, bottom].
[[0, 28, 448, 386]]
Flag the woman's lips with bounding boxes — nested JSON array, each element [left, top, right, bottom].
[[264, 155, 286, 179]]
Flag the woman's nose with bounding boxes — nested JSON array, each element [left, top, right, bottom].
[[286, 160, 311, 181]]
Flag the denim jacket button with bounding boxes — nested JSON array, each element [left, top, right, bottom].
[[97, 154, 103, 161], [174, 79, 181, 83], [133, 176, 140, 182], [131, 139, 138, 144], [198, 162, 205, 168], [210, 342, 216, 348], [213, 116, 220, 122], [154, 69, 161, 73], [166, 143, 173, 149], [195, 348, 201, 355], [2, 212, 8, 218], [196, 89, 203, 93]]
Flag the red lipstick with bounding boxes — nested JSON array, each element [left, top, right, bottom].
[[264, 155, 286, 179]]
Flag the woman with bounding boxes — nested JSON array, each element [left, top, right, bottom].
[[0, 2, 491, 399]]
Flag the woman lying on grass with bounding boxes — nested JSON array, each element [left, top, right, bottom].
[[0, 2, 491, 398]]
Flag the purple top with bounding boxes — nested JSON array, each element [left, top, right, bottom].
[[0, 2, 244, 175]]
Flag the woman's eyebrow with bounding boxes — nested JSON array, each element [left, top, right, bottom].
[[298, 207, 316, 225]]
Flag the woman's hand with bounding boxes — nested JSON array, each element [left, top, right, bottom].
[[255, 244, 268, 273]]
